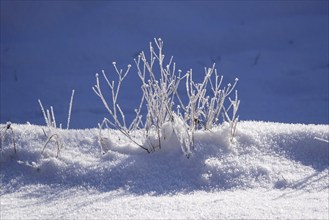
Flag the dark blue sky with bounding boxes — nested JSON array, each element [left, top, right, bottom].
[[1, 1, 328, 128]]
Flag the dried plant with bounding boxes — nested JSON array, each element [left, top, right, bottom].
[[94, 39, 240, 157], [38, 89, 75, 157]]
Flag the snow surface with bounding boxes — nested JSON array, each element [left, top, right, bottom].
[[1, 121, 328, 219]]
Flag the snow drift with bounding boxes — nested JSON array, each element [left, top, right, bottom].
[[1, 121, 328, 219], [1, 121, 328, 192]]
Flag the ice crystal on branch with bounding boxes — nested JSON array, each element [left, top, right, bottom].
[[93, 39, 240, 157]]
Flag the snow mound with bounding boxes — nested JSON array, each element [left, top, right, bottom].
[[1, 121, 328, 195]]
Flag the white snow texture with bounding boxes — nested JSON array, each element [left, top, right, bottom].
[[1, 121, 328, 219]]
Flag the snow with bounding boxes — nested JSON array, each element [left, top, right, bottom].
[[1, 121, 328, 219], [2, 188, 327, 219]]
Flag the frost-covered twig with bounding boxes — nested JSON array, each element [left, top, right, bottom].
[[38, 89, 75, 157], [92, 63, 150, 153], [98, 118, 150, 153], [67, 89, 75, 130], [41, 133, 62, 157], [92, 64, 131, 129], [314, 137, 329, 143], [223, 88, 240, 140], [38, 89, 75, 130]]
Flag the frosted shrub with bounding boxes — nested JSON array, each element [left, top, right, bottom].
[[134, 39, 188, 152], [38, 89, 75, 157], [178, 63, 239, 147], [93, 64, 150, 153], [93, 39, 239, 157]]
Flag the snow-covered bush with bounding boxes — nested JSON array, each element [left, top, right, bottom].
[[93, 39, 239, 157]]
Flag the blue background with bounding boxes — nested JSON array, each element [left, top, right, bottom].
[[1, 1, 328, 128]]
